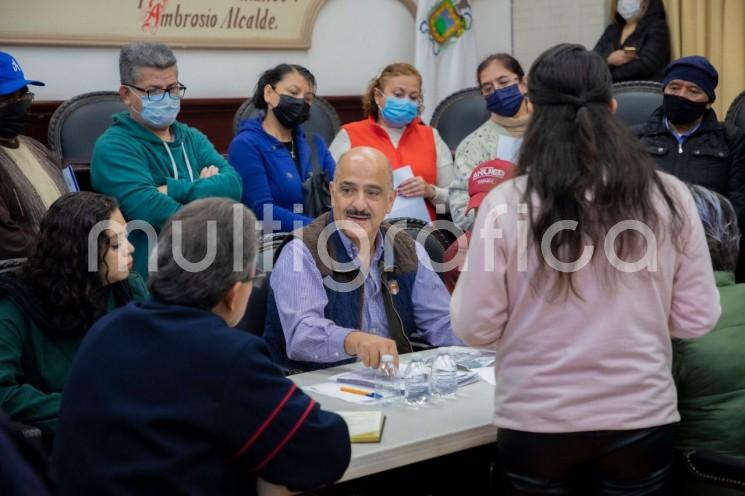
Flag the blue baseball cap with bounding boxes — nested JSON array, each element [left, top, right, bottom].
[[0, 51, 45, 96]]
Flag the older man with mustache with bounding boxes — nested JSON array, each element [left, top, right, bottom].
[[264, 147, 460, 372]]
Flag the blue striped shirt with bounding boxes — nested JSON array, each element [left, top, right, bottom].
[[270, 230, 460, 364]]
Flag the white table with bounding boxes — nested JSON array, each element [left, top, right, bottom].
[[289, 350, 497, 482]]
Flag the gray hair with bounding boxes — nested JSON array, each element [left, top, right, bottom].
[[148, 198, 258, 311], [689, 184, 740, 272], [119, 42, 177, 86]]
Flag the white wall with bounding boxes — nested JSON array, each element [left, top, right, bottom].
[[2, 0, 512, 101], [471, 0, 513, 62], [513, 0, 608, 71]]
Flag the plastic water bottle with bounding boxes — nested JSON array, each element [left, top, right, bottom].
[[403, 359, 430, 406], [374, 354, 400, 405], [431, 349, 458, 399]]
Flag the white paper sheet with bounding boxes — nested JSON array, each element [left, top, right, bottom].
[[305, 382, 382, 405], [385, 165, 431, 224], [473, 367, 496, 386], [495, 136, 523, 163]]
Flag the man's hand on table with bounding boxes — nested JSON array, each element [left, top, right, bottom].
[[343, 332, 399, 369]]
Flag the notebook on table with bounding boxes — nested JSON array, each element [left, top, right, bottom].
[[336, 411, 386, 443]]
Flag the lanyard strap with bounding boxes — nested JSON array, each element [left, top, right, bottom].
[[162, 142, 195, 182]]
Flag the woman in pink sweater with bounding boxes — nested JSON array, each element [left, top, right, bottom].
[[451, 44, 720, 495]]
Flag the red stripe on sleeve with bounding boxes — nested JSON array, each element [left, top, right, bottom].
[[232, 383, 298, 459], [253, 398, 316, 471]]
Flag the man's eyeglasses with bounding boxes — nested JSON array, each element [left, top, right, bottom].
[[0, 91, 34, 110], [127, 84, 187, 101], [480, 78, 520, 95]]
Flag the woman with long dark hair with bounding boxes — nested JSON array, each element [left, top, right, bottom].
[[229, 63, 335, 232], [452, 44, 720, 493], [0, 192, 148, 436]]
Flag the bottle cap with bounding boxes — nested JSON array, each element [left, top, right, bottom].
[[381, 354, 394, 362]]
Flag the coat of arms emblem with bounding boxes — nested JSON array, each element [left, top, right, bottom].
[[420, 0, 473, 55]]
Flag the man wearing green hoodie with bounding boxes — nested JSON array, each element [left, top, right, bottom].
[[91, 42, 242, 277]]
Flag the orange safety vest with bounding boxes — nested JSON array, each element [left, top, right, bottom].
[[343, 116, 438, 220]]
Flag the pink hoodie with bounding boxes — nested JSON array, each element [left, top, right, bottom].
[[451, 172, 720, 433]]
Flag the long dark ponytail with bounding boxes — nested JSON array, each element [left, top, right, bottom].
[[518, 43, 683, 298], [252, 63, 316, 111]]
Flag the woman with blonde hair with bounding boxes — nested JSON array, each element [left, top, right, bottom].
[[328, 63, 453, 220]]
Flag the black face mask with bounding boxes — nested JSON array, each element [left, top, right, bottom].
[[663, 93, 709, 126], [272, 93, 310, 130], [0, 100, 31, 139]]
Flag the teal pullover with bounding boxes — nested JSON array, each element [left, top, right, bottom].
[[91, 113, 242, 276]]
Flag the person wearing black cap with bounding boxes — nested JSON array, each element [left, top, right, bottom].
[[0, 51, 67, 260], [639, 56, 745, 224]]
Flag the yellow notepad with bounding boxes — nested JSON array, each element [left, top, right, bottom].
[[336, 411, 386, 443]]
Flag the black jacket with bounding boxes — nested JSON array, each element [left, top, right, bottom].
[[593, 0, 670, 81], [638, 108, 745, 219]]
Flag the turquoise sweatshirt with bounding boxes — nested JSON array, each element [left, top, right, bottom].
[[91, 113, 242, 276]]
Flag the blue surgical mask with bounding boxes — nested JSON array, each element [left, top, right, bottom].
[[485, 84, 524, 117], [379, 94, 418, 128], [138, 95, 180, 129]]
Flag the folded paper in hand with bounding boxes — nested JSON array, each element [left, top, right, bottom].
[[385, 166, 431, 224]]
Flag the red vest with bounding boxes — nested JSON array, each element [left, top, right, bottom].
[[343, 116, 438, 219]]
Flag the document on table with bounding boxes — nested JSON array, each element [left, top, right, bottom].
[[331, 363, 479, 389], [473, 367, 496, 386], [385, 165, 431, 224], [495, 135, 523, 163], [306, 348, 495, 404], [336, 411, 386, 443], [304, 382, 382, 404]]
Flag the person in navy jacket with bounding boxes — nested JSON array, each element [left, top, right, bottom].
[[229, 64, 335, 233], [51, 198, 350, 496]]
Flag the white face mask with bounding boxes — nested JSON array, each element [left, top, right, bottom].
[[617, 0, 642, 20]]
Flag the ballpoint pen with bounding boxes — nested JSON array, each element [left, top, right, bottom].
[[340, 386, 383, 399]]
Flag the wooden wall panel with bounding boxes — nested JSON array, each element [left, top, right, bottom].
[[324, 95, 365, 125], [25, 95, 363, 154]]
